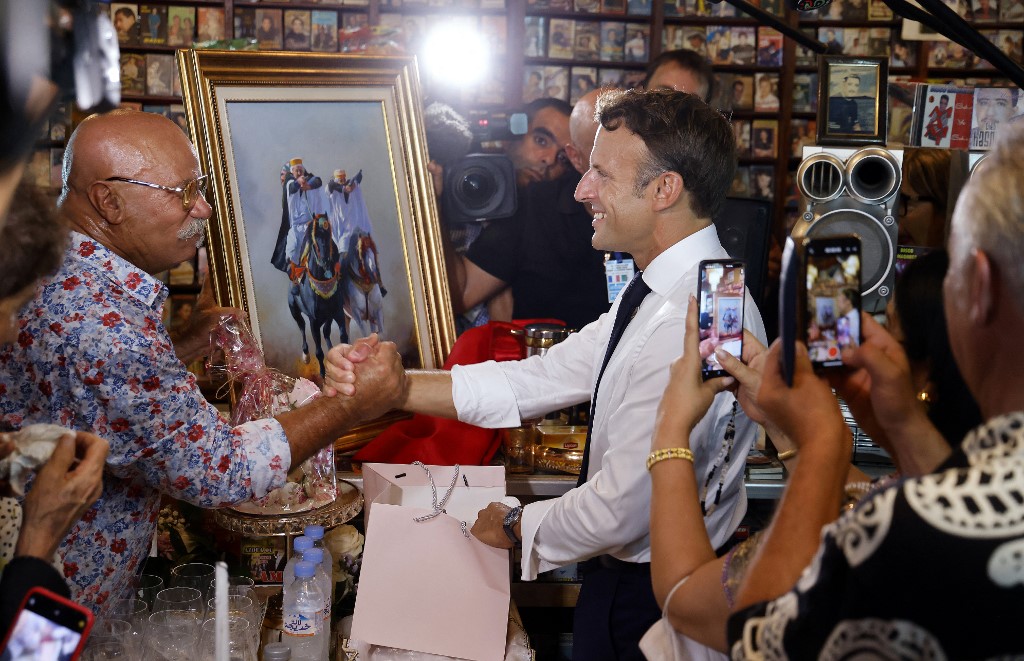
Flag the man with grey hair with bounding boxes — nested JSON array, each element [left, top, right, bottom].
[[723, 121, 1024, 657], [0, 109, 407, 610]]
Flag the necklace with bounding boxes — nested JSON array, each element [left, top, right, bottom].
[[701, 400, 738, 517]]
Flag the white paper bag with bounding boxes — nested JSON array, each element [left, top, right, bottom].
[[351, 463, 511, 661]]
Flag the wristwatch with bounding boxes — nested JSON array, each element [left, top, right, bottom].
[[502, 505, 523, 547]]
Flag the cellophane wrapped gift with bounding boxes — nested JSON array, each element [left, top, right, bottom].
[[207, 316, 337, 515]]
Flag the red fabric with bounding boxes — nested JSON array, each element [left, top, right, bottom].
[[353, 319, 565, 466]]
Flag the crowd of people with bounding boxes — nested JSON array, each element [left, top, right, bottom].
[[1, 33, 1022, 661]]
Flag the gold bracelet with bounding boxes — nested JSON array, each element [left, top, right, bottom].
[[647, 447, 695, 471], [777, 448, 798, 461]]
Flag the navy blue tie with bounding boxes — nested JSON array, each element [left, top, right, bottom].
[[577, 274, 652, 486]]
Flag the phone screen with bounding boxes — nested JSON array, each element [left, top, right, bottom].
[[804, 236, 862, 368], [2, 589, 92, 661], [697, 259, 746, 379]]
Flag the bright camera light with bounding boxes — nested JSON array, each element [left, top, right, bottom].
[[422, 25, 490, 88]]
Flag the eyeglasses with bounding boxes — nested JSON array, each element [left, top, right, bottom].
[[105, 174, 210, 212], [898, 192, 937, 217]]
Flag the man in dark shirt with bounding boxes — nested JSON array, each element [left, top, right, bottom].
[[447, 95, 610, 329], [828, 73, 864, 133]]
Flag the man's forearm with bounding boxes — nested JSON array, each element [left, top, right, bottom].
[[277, 396, 366, 469], [402, 371, 458, 419]]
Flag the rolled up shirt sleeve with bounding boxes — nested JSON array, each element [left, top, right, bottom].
[[72, 344, 291, 508]]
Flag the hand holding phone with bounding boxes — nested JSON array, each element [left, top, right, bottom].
[[1, 588, 93, 661], [697, 259, 746, 380]]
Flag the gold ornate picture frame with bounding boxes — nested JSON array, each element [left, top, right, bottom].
[[177, 50, 454, 451]]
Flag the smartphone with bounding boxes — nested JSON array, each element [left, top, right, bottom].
[[802, 235, 862, 369], [697, 259, 746, 380], [1, 587, 93, 661]]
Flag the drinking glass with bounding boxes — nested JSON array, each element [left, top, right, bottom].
[[106, 598, 147, 657], [206, 575, 256, 602], [123, 574, 163, 609], [147, 610, 200, 661], [82, 641, 130, 661], [170, 563, 215, 592], [87, 618, 131, 647], [153, 587, 204, 616], [207, 594, 261, 650], [197, 616, 256, 661]]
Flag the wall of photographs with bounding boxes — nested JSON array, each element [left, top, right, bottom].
[[27, 0, 1024, 242]]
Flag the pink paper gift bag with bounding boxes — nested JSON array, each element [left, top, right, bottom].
[[351, 463, 511, 660]]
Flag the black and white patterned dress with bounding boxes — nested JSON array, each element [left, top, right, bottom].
[[728, 412, 1024, 660]]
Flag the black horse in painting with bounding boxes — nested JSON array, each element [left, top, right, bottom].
[[288, 214, 348, 377]]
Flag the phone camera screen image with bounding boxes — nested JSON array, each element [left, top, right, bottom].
[[804, 238, 861, 368], [698, 260, 745, 379], [2, 591, 91, 661]]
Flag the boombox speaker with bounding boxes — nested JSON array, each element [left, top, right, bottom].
[[714, 197, 773, 312], [791, 146, 903, 314]]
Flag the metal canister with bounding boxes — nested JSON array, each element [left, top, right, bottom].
[[524, 323, 572, 358]]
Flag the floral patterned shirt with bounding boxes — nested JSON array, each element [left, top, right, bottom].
[[0, 232, 290, 611]]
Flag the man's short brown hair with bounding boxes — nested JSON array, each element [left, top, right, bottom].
[[596, 88, 736, 219]]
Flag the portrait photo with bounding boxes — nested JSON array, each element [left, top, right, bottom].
[[818, 56, 888, 145]]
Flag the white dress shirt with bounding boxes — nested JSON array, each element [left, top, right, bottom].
[[452, 225, 767, 581]]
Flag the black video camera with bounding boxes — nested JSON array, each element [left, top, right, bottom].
[[424, 103, 527, 224], [1, 0, 121, 170]]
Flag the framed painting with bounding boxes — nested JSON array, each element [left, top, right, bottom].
[[816, 55, 888, 146], [177, 50, 455, 450]]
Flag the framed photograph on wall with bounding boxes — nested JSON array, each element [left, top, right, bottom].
[[817, 55, 888, 146], [177, 50, 455, 450]]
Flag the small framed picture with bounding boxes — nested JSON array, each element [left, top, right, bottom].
[[817, 56, 888, 146]]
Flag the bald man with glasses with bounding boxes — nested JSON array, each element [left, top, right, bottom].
[[0, 109, 408, 611]]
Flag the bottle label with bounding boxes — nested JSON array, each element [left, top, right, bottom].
[[282, 611, 320, 637]]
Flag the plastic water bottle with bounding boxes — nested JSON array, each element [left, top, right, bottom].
[[282, 561, 325, 661], [281, 535, 313, 589], [303, 525, 334, 583], [301, 547, 332, 661], [262, 642, 291, 661]]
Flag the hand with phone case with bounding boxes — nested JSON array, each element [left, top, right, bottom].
[[1, 587, 94, 661], [0, 433, 106, 640]]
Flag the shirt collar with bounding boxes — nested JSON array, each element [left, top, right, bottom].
[[642, 224, 723, 297], [68, 231, 167, 309]]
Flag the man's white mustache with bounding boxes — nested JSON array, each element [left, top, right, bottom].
[[178, 218, 208, 246]]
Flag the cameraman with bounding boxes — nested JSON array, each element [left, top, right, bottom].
[[447, 93, 611, 331]]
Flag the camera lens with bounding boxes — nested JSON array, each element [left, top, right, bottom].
[[458, 168, 497, 209]]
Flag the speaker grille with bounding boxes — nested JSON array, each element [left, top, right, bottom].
[[798, 155, 845, 202], [846, 149, 900, 204]]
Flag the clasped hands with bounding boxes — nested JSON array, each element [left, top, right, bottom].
[[323, 338, 516, 548], [322, 334, 408, 421]]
